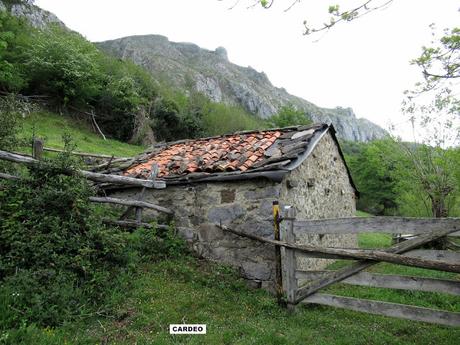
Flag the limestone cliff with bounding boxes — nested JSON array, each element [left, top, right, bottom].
[[3, 1, 387, 142], [98, 35, 388, 142], [0, 0, 64, 29]]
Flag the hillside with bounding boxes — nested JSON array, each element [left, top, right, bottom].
[[98, 35, 388, 142]]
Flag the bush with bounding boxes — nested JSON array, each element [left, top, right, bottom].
[[267, 105, 311, 128], [0, 151, 130, 327], [131, 224, 187, 261]]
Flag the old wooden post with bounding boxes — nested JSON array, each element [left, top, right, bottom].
[[32, 138, 43, 160], [273, 200, 284, 306], [281, 205, 297, 311], [135, 163, 160, 224]]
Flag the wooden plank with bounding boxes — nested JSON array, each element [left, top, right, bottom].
[[294, 227, 459, 304], [405, 250, 460, 265], [293, 217, 460, 236], [43, 147, 126, 159], [296, 271, 460, 296], [89, 196, 173, 215], [0, 149, 166, 189], [302, 293, 460, 327], [281, 206, 297, 307], [218, 224, 460, 274]]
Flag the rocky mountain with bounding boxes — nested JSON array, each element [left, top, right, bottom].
[[0, 0, 64, 29], [4, 1, 387, 142], [98, 35, 388, 142]]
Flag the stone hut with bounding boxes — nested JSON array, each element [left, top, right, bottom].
[[110, 123, 358, 290]]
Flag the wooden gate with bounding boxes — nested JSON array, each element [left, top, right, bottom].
[[219, 205, 460, 327]]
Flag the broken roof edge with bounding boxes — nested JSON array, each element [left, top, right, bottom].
[[327, 125, 359, 197]]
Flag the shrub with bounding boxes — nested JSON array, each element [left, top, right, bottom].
[[267, 105, 311, 128], [0, 150, 130, 327]]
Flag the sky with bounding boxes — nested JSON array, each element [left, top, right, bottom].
[[34, 0, 459, 140]]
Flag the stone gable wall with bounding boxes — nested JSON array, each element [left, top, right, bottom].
[[280, 131, 357, 273]]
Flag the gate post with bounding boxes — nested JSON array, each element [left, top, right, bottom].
[[282, 206, 297, 311], [273, 200, 284, 306]]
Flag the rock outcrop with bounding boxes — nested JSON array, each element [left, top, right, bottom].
[[0, 0, 64, 29], [98, 35, 388, 142]]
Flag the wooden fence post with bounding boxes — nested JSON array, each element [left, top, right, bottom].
[[273, 200, 284, 306], [32, 138, 43, 160], [282, 206, 297, 311]]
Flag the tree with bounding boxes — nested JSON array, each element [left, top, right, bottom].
[[228, 0, 394, 35], [267, 105, 311, 127]]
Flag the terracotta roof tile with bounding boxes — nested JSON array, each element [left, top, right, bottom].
[[124, 125, 325, 179]]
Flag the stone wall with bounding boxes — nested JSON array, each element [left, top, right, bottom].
[[116, 178, 282, 290], [114, 131, 357, 290], [280, 131, 357, 273]]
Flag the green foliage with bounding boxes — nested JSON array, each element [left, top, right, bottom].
[[343, 138, 460, 217], [131, 225, 187, 261], [0, 150, 132, 327], [0, 95, 23, 151], [202, 102, 264, 136], [0, 11, 28, 91], [344, 139, 399, 215], [267, 105, 311, 128], [24, 26, 102, 107]]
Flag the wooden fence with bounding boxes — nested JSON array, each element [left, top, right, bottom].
[[0, 147, 173, 230], [219, 205, 460, 327]]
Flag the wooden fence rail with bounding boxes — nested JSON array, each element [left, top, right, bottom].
[[218, 206, 460, 327], [293, 216, 460, 236]]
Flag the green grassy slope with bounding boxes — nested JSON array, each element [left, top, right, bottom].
[[4, 114, 459, 345], [19, 111, 145, 157], [5, 255, 459, 345]]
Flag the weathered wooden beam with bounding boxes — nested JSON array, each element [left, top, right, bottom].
[[91, 157, 133, 171], [0, 149, 166, 189], [43, 147, 127, 159], [302, 293, 460, 327], [294, 227, 458, 303], [404, 249, 460, 265], [102, 219, 169, 230], [89, 196, 173, 215], [293, 217, 460, 237], [80, 171, 166, 189], [296, 271, 460, 296], [0, 172, 20, 180], [281, 206, 297, 309], [218, 224, 460, 274], [32, 138, 44, 160], [0, 150, 37, 165]]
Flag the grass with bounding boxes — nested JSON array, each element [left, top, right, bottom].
[[2, 257, 459, 345], [18, 111, 145, 157], [2, 117, 459, 344]]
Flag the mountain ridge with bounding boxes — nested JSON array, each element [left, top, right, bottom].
[[2, 1, 388, 142], [97, 34, 387, 142]]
